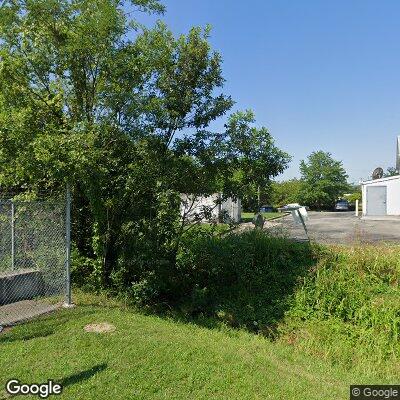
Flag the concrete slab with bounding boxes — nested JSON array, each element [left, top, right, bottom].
[[0, 269, 45, 305], [361, 216, 400, 221], [0, 299, 61, 326]]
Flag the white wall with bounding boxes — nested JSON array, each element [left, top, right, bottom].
[[220, 197, 242, 223], [180, 194, 242, 223], [362, 176, 400, 215]]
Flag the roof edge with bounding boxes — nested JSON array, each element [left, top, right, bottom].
[[361, 175, 400, 184]]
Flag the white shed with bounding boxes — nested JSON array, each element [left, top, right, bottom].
[[361, 175, 400, 216], [180, 194, 242, 223]]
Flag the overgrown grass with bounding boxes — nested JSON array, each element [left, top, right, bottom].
[[111, 228, 400, 376], [0, 293, 386, 399], [174, 231, 400, 378], [279, 244, 400, 377]]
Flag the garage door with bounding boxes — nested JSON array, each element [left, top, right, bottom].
[[367, 186, 387, 215]]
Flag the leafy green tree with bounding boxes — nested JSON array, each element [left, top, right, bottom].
[[0, 0, 232, 283], [215, 111, 291, 211], [345, 183, 361, 204], [346, 191, 361, 203], [299, 151, 349, 209], [270, 179, 303, 207], [0, 0, 290, 300]]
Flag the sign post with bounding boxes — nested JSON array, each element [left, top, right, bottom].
[[278, 205, 310, 241]]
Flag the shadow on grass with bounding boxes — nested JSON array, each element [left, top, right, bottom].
[[0, 308, 97, 344], [0, 325, 55, 344], [59, 363, 108, 389]]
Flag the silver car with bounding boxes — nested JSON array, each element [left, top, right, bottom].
[[334, 200, 349, 211]]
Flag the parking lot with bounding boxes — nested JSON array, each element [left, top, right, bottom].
[[274, 211, 400, 244]]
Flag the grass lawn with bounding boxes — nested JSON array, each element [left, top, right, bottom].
[[0, 294, 368, 400], [241, 212, 283, 223]]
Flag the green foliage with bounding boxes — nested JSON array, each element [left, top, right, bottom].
[[284, 244, 400, 365], [71, 248, 103, 291], [299, 151, 349, 209], [0, 0, 232, 286], [346, 191, 361, 203], [213, 110, 291, 211], [172, 229, 314, 330], [122, 227, 400, 367], [270, 179, 303, 207], [0, 0, 291, 293], [223, 111, 291, 193]]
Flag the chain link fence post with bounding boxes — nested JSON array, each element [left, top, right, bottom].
[[11, 200, 15, 270], [65, 185, 72, 306]]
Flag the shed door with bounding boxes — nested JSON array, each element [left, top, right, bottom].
[[366, 186, 387, 215]]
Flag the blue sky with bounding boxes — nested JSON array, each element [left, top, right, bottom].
[[139, 0, 400, 183]]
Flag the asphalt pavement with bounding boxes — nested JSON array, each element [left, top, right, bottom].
[[274, 211, 400, 244]]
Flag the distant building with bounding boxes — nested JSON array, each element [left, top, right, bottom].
[[361, 176, 400, 216], [180, 194, 241, 223], [361, 136, 400, 216]]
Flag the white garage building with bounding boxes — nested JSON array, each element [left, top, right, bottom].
[[361, 136, 400, 216], [361, 175, 400, 216]]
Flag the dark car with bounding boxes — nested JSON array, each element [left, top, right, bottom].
[[334, 199, 350, 211], [259, 204, 274, 213]]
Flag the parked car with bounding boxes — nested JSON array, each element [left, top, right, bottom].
[[334, 199, 350, 211], [259, 204, 275, 213], [282, 203, 301, 210]]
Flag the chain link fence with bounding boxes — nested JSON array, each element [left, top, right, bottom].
[[0, 192, 71, 327]]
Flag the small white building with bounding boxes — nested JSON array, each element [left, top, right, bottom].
[[361, 136, 400, 216], [180, 194, 242, 223], [361, 175, 400, 216]]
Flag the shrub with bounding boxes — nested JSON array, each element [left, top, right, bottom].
[[174, 229, 315, 329], [71, 249, 103, 291]]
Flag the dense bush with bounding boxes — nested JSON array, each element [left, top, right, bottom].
[[172, 229, 314, 330], [73, 227, 315, 329]]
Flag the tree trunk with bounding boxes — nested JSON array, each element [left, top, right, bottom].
[[102, 233, 118, 287]]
